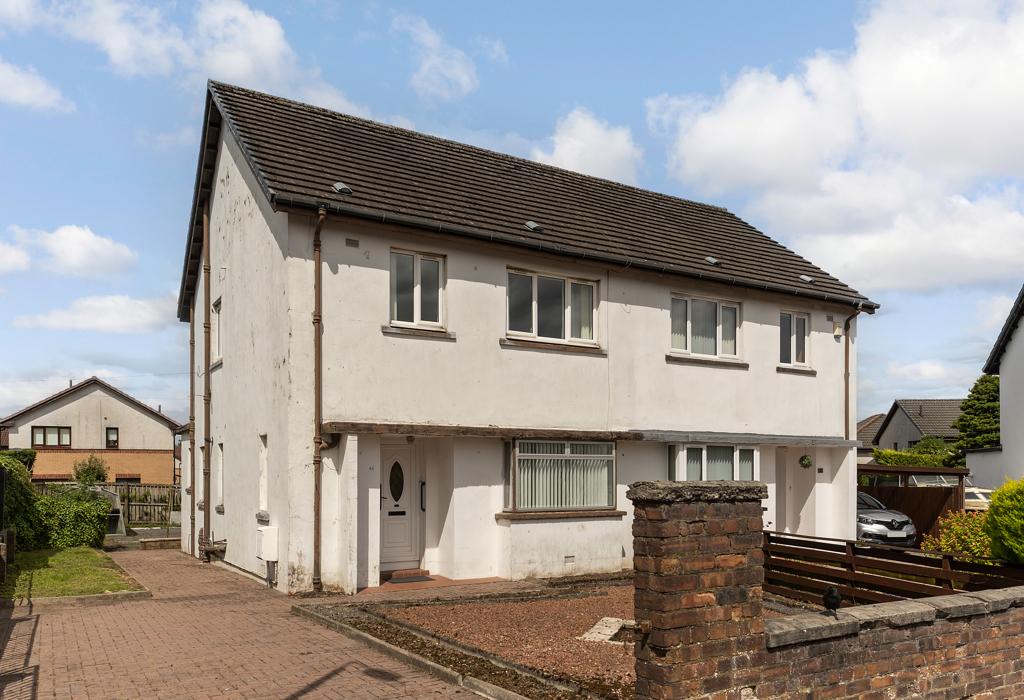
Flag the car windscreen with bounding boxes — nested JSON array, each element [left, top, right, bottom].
[[857, 492, 886, 510]]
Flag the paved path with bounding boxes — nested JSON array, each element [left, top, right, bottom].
[[0, 550, 473, 699]]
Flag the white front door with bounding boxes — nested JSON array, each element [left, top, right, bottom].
[[380, 443, 421, 571]]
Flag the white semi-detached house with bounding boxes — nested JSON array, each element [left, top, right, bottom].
[[176, 82, 878, 593]]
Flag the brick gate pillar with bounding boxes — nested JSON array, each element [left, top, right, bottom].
[[627, 481, 768, 700]]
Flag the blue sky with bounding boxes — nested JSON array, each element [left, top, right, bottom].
[[0, 0, 1021, 422]]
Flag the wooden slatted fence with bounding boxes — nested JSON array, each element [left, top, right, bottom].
[[764, 530, 1024, 606]]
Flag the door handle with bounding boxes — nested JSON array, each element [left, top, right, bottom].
[[420, 481, 426, 512]]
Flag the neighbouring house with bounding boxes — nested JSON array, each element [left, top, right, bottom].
[[0, 377, 182, 484], [872, 399, 963, 452], [974, 283, 1024, 489], [176, 81, 878, 594], [856, 413, 885, 463]]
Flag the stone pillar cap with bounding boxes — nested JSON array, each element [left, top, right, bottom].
[[627, 480, 767, 503]]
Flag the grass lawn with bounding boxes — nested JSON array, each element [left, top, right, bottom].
[[1, 547, 142, 600]]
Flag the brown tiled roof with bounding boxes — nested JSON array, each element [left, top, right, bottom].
[[177, 81, 878, 320], [856, 414, 885, 446], [984, 283, 1024, 374], [873, 399, 964, 444]]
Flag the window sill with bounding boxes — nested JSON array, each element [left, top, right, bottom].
[[664, 353, 749, 370], [499, 338, 606, 355], [776, 365, 817, 377], [495, 509, 626, 522], [214, 504, 225, 514], [381, 325, 456, 341], [210, 358, 224, 371]]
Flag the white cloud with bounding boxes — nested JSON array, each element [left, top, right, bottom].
[[887, 359, 960, 383], [476, 37, 508, 65], [0, 56, 73, 111], [1, 0, 367, 114], [647, 0, 1024, 294], [975, 294, 1015, 333], [392, 14, 478, 101], [55, 0, 186, 77], [0, 0, 40, 31], [532, 108, 644, 184], [0, 240, 30, 274], [14, 294, 176, 333], [136, 125, 197, 150], [11, 224, 137, 277]]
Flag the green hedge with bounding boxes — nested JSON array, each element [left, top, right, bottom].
[[921, 510, 992, 561], [0, 455, 46, 550], [984, 479, 1024, 564], [36, 489, 110, 549], [872, 448, 947, 468], [0, 449, 36, 471]]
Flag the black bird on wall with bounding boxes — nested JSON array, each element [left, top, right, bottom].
[[823, 585, 842, 618]]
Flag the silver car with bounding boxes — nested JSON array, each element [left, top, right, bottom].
[[856, 492, 917, 546]]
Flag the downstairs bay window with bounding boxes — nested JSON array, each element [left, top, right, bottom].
[[505, 440, 615, 511], [673, 445, 757, 481]]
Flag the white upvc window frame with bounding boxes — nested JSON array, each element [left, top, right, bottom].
[[389, 249, 446, 330], [505, 268, 599, 345], [673, 445, 759, 482], [779, 310, 811, 367], [669, 293, 741, 359], [506, 439, 617, 512]]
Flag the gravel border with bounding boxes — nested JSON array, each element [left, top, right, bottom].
[[294, 604, 588, 699]]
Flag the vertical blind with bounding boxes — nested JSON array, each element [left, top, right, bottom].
[[570, 282, 594, 340], [515, 441, 614, 510], [680, 446, 756, 481], [691, 299, 718, 355], [671, 298, 687, 350]]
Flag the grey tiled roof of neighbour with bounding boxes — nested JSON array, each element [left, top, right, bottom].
[[872, 399, 964, 444], [177, 81, 879, 320], [984, 283, 1024, 374], [0, 376, 182, 430]]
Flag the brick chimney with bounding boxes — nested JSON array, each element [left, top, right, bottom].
[[628, 480, 767, 700]]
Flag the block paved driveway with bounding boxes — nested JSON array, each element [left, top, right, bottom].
[[0, 550, 474, 699]]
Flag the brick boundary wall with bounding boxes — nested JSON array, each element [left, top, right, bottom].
[[628, 480, 1024, 700]]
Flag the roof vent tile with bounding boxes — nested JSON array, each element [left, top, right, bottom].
[[332, 181, 353, 195], [524, 220, 544, 233], [704, 256, 720, 266]]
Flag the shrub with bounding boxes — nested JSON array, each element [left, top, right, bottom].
[[0, 454, 46, 550], [908, 436, 951, 456], [73, 454, 108, 486], [921, 510, 992, 561], [872, 448, 947, 468], [984, 479, 1024, 564], [0, 449, 37, 471], [37, 490, 110, 549]]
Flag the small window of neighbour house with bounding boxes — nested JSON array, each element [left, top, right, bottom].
[[506, 270, 597, 343], [390, 250, 445, 327], [506, 441, 615, 511], [31, 426, 71, 447], [675, 446, 757, 481], [780, 312, 809, 365], [670, 295, 740, 358], [106, 427, 119, 449]]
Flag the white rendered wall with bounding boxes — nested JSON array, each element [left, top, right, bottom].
[[317, 219, 858, 440], [183, 130, 296, 591], [967, 449, 1011, 490], [999, 330, 1024, 483], [874, 408, 924, 451], [7, 384, 173, 450]]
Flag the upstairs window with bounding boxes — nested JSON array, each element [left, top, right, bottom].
[[507, 271, 596, 343], [106, 427, 119, 449], [780, 312, 809, 365], [390, 251, 444, 328], [670, 295, 739, 358], [32, 426, 71, 448]]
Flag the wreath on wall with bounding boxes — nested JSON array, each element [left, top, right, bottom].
[[799, 454, 813, 469]]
